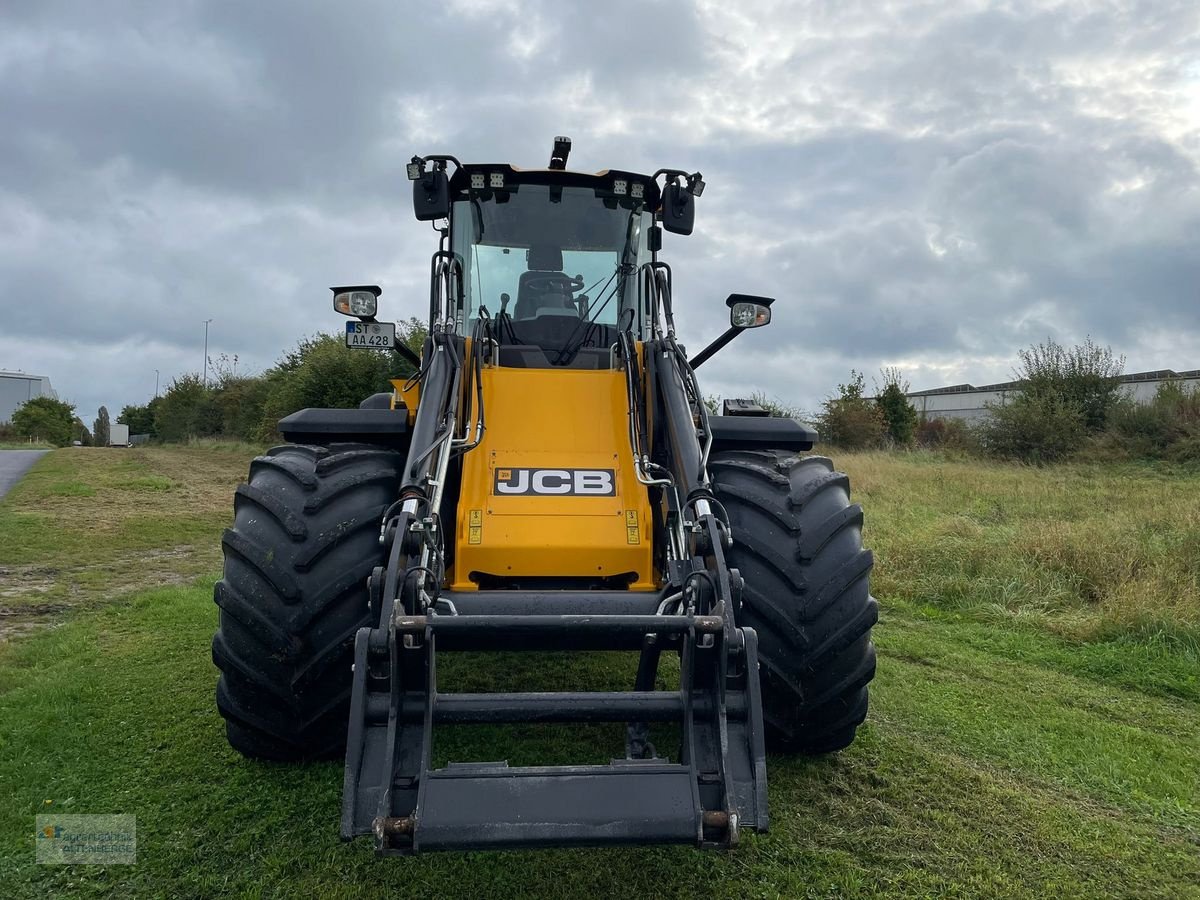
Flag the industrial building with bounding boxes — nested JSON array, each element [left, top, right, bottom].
[[907, 369, 1200, 424], [0, 371, 57, 424]]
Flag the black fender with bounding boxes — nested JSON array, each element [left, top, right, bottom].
[[708, 415, 816, 454], [278, 406, 410, 450]]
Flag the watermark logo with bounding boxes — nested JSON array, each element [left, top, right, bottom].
[[36, 815, 136, 865]]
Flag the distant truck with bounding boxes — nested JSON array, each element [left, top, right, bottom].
[[108, 424, 131, 447]]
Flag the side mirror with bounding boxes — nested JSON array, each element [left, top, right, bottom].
[[661, 183, 695, 235], [412, 170, 450, 221], [331, 285, 381, 318], [727, 293, 774, 328]]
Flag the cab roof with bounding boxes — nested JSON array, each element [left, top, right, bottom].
[[447, 163, 662, 208]]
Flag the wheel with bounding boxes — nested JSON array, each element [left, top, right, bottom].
[[710, 450, 877, 753], [212, 443, 403, 761]]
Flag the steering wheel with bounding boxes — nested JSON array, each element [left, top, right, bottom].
[[523, 273, 584, 294]]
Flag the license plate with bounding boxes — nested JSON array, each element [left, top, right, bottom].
[[345, 321, 396, 349]]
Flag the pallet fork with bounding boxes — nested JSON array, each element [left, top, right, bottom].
[[341, 518, 769, 853]]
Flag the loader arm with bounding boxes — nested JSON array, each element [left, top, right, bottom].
[[340, 313, 768, 852]]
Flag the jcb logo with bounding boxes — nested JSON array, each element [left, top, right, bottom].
[[494, 468, 616, 496]]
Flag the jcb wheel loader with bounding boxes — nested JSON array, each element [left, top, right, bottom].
[[212, 138, 878, 853]]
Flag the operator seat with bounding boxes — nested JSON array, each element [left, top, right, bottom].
[[514, 244, 576, 319]]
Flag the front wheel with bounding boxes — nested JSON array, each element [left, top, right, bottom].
[[710, 450, 878, 753], [212, 443, 403, 761]]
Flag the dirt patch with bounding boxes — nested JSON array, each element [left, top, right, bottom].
[[0, 602, 69, 643], [0, 545, 218, 638]]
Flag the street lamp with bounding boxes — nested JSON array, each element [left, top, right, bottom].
[[202, 319, 213, 387]]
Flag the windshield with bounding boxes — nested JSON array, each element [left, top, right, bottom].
[[451, 184, 652, 363]]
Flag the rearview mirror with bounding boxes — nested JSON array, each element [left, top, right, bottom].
[[661, 183, 695, 235], [727, 293, 774, 328], [412, 170, 450, 221], [331, 285, 381, 318]]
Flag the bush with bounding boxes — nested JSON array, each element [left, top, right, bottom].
[[118, 400, 160, 437], [980, 394, 1087, 463], [1101, 380, 1200, 460], [875, 368, 918, 446], [257, 334, 413, 439], [916, 417, 980, 452], [1016, 337, 1124, 432], [819, 370, 885, 449], [978, 337, 1124, 463], [154, 375, 223, 442], [132, 320, 426, 445]]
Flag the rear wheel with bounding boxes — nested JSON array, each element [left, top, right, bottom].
[[212, 443, 403, 761], [710, 450, 877, 753]]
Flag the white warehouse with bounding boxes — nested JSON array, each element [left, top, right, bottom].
[[0, 371, 58, 424], [907, 369, 1200, 425]]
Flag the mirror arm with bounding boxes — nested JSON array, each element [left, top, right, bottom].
[[393, 341, 422, 370], [688, 325, 743, 370], [351, 312, 422, 370]]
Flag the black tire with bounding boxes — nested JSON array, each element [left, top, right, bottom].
[[710, 450, 877, 754], [212, 443, 403, 761]]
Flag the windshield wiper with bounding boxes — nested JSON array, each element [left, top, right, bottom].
[[552, 263, 633, 366]]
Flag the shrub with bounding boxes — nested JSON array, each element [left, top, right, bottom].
[[154, 375, 223, 442], [980, 393, 1087, 462], [1102, 380, 1200, 460], [1016, 337, 1124, 432], [875, 368, 918, 446], [979, 338, 1124, 463], [118, 400, 160, 438], [916, 417, 979, 452], [819, 370, 885, 449], [257, 334, 411, 439]]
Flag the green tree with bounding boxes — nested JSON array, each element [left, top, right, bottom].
[[74, 418, 93, 446], [11, 396, 77, 446], [154, 375, 222, 442], [818, 370, 884, 449], [259, 332, 417, 439], [93, 405, 110, 446], [143, 323, 425, 444], [874, 368, 918, 446], [118, 400, 160, 437], [398, 316, 428, 362]]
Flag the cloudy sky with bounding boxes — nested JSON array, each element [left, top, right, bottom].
[[2, 0, 1198, 419]]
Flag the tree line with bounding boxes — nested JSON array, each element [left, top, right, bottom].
[[2, 319, 425, 447], [813, 338, 1199, 463], [8, 329, 1197, 464]]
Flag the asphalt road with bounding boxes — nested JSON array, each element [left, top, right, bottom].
[[0, 450, 48, 500]]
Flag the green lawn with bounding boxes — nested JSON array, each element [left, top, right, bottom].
[[1, 449, 1197, 898]]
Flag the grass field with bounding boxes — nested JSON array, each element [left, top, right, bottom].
[[0, 447, 1197, 897]]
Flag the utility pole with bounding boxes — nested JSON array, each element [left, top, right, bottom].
[[154, 369, 160, 398], [202, 319, 213, 387]]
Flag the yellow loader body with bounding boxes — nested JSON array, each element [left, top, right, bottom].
[[451, 366, 656, 590]]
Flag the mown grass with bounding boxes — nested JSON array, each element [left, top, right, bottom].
[[0, 447, 253, 617], [0, 586, 1196, 898], [0, 447, 1197, 897]]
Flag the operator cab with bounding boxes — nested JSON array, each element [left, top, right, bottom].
[[447, 167, 657, 368]]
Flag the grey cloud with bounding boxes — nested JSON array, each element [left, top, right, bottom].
[[1, 0, 1198, 420]]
